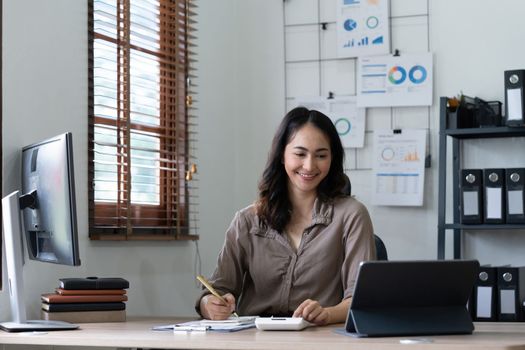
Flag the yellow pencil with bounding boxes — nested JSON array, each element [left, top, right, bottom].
[[196, 275, 239, 318]]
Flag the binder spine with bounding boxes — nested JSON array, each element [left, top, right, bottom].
[[506, 168, 525, 224], [460, 169, 483, 224], [497, 267, 525, 322], [483, 169, 506, 224], [472, 266, 497, 322], [504, 70, 525, 127]]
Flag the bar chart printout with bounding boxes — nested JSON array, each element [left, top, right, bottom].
[[373, 129, 426, 206]]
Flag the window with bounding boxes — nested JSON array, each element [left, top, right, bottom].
[[88, 0, 197, 240]]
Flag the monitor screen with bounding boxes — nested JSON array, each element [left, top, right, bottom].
[[1, 132, 80, 332], [21, 132, 80, 265]]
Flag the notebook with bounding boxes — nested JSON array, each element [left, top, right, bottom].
[[152, 316, 257, 332], [339, 259, 479, 338]]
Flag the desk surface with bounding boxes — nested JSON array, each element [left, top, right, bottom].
[[1, 317, 525, 350]]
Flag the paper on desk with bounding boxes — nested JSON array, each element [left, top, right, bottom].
[[152, 316, 257, 332], [199, 316, 256, 326]]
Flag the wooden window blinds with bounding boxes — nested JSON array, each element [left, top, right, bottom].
[[88, 0, 198, 240]]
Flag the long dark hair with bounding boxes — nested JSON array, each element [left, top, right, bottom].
[[255, 107, 346, 232]]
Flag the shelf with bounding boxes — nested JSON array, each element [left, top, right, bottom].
[[442, 126, 525, 139], [437, 97, 525, 259], [442, 224, 525, 230]]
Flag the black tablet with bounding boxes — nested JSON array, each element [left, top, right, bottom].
[[344, 259, 479, 337]]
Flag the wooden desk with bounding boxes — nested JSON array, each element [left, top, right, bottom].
[[1, 318, 525, 350]]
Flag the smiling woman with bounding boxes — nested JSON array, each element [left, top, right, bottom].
[[195, 107, 376, 325], [283, 123, 332, 200]]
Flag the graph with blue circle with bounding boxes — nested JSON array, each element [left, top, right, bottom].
[[388, 66, 407, 85], [343, 19, 357, 31], [408, 65, 427, 84], [335, 118, 352, 136], [366, 16, 379, 29]]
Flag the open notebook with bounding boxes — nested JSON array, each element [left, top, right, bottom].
[[152, 316, 257, 332]]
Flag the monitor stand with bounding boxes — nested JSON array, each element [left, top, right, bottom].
[[1, 191, 78, 332], [0, 320, 79, 332]]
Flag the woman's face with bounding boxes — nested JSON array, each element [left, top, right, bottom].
[[283, 123, 332, 197]]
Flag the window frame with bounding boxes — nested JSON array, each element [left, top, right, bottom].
[[88, 0, 197, 241]]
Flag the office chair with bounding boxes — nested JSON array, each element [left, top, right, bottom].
[[341, 174, 388, 261]]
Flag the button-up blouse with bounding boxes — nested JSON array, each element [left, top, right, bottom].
[[196, 196, 376, 317]]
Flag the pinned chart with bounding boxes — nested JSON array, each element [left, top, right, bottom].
[[373, 129, 427, 206], [336, 0, 390, 58], [357, 53, 433, 107], [294, 96, 365, 148]]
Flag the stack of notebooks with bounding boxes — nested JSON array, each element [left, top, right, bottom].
[[41, 277, 130, 323]]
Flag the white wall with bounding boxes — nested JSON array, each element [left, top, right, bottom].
[[2, 0, 93, 320], [281, 0, 436, 261], [194, 0, 285, 313], [2, 0, 525, 322], [0, 0, 284, 320], [430, 0, 525, 264]]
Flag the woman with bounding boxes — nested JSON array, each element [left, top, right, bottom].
[[196, 107, 376, 325]]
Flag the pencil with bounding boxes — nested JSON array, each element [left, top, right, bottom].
[[196, 275, 239, 318]]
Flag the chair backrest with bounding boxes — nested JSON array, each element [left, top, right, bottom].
[[374, 234, 388, 261], [342, 173, 388, 261]]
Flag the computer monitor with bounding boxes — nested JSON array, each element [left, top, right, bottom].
[[1, 132, 81, 332]]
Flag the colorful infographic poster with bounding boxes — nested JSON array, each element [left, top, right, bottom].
[[294, 96, 366, 148], [357, 53, 433, 107], [372, 129, 426, 206], [336, 0, 390, 58]]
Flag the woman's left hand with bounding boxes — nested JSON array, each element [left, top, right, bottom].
[[292, 299, 330, 325]]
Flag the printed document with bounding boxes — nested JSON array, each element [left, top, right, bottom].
[[152, 316, 257, 332], [373, 129, 426, 206]]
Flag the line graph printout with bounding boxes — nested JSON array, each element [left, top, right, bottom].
[[373, 129, 426, 206]]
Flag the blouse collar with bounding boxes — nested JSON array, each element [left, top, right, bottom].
[[250, 197, 334, 237]]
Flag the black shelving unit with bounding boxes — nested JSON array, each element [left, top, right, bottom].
[[437, 97, 525, 259]]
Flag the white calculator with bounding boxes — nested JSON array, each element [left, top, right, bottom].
[[255, 317, 312, 331]]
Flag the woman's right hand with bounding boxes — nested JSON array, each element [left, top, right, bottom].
[[199, 293, 237, 320]]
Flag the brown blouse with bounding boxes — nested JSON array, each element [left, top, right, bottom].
[[196, 196, 376, 317]]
